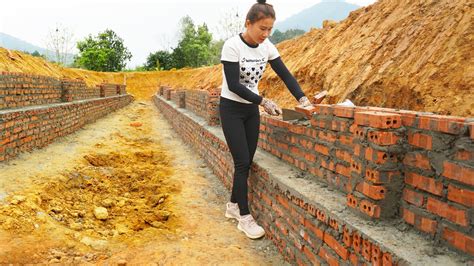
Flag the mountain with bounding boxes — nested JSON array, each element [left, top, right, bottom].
[[275, 0, 360, 32], [0, 32, 75, 65]]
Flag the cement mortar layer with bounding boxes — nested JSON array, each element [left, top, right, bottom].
[[0, 95, 132, 116], [153, 94, 468, 265]]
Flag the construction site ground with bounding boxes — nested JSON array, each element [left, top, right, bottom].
[[0, 101, 287, 265]]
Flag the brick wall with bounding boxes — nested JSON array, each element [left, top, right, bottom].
[[152, 92, 471, 264], [159, 85, 220, 126], [61, 78, 101, 102], [99, 83, 120, 97], [0, 72, 133, 162], [0, 72, 63, 109]]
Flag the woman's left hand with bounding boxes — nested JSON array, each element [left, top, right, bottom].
[[298, 96, 312, 107]]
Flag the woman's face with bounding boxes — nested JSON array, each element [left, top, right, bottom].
[[245, 17, 275, 45]]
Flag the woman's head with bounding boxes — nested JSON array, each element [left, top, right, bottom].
[[244, 0, 276, 44]]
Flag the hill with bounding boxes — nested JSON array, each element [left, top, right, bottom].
[[274, 0, 360, 31]]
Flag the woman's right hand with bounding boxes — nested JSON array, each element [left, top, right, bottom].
[[260, 98, 282, 116]]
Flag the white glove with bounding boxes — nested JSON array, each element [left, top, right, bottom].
[[298, 96, 312, 107], [260, 98, 282, 116]]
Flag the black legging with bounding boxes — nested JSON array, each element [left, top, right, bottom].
[[219, 96, 260, 216]]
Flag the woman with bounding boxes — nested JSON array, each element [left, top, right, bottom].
[[219, 0, 312, 239]]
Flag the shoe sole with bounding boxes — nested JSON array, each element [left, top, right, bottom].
[[237, 223, 265, 239]]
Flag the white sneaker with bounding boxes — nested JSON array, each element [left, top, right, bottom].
[[237, 214, 265, 239], [225, 202, 240, 220]]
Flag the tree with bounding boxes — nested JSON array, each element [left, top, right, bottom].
[[45, 23, 74, 65], [144, 50, 173, 70], [269, 29, 306, 44], [74, 29, 132, 72], [172, 16, 213, 68]]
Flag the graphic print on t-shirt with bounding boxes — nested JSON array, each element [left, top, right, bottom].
[[240, 57, 266, 89]]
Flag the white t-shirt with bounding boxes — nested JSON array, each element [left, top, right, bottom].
[[220, 34, 280, 104]]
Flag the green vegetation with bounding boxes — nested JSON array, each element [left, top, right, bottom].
[[143, 16, 220, 71], [74, 29, 132, 72], [269, 29, 306, 44]]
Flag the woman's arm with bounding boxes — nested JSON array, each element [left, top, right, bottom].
[[222, 61, 263, 105], [269, 57, 306, 101]]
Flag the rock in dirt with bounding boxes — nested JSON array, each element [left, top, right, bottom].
[[10, 195, 26, 205], [94, 207, 109, 220], [80, 236, 108, 250]]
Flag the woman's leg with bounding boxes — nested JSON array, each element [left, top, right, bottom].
[[220, 102, 252, 216], [245, 107, 260, 166]]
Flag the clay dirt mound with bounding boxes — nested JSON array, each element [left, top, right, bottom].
[[0, 0, 472, 116]]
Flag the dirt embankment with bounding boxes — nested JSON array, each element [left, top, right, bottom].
[[1, 0, 472, 116]]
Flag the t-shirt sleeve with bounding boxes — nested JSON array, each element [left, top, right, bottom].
[[221, 39, 239, 62], [267, 40, 280, 61]]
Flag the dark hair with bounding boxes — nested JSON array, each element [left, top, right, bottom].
[[246, 0, 276, 24]]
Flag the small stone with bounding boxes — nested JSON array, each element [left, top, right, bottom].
[[49, 258, 61, 263], [70, 222, 83, 231], [80, 237, 108, 250], [94, 207, 109, 220], [115, 224, 129, 234], [117, 259, 127, 266], [117, 199, 126, 207], [10, 195, 26, 205], [101, 199, 115, 208]]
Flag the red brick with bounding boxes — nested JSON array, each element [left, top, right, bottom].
[[350, 159, 362, 174], [352, 232, 362, 254], [302, 246, 319, 264], [347, 194, 358, 209], [335, 149, 352, 163], [443, 161, 474, 186], [402, 188, 425, 207], [338, 135, 354, 147], [362, 238, 372, 261], [368, 131, 399, 146], [354, 111, 401, 129], [365, 147, 396, 164], [333, 106, 355, 118], [304, 218, 324, 240], [442, 226, 474, 255], [319, 131, 337, 143], [365, 169, 398, 184], [314, 104, 333, 116], [455, 149, 474, 162], [356, 182, 386, 200], [343, 226, 352, 247], [318, 246, 340, 266], [402, 207, 437, 234], [447, 184, 474, 207], [315, 143, 330, 156], [336, 164, 351, 178], [405, 172, 443, 196], [382, 252, 394, 266], [359, 200, 381, 218], [371, 244, 383, 266], [403, 152, 431, 170], [418, 114, 466, 135], [426, 198, 469, 227], [408, 131, 433, 150], [295, 105, 317, 119], [324, 233, 349, 260]]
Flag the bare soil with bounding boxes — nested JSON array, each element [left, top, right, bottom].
[[0, 101, 286, 265]]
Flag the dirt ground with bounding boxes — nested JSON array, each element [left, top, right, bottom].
[[0, 101, 287, 265]]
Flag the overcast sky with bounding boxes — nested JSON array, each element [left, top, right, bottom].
[[1, 0, 377, 68]]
